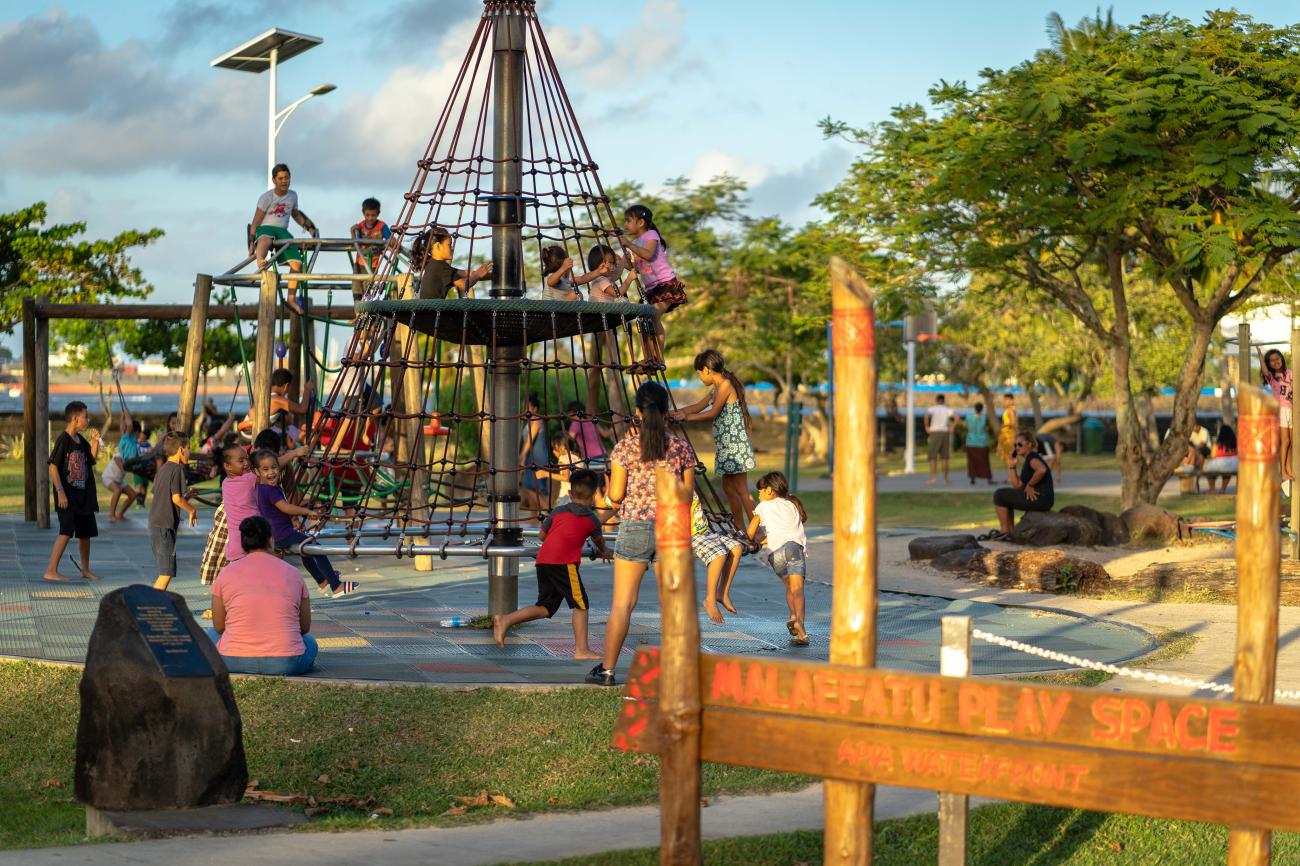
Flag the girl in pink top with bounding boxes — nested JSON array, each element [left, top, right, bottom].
[[1258, 348, 1294, 481], [622, 205, 687, 370], [219, 441, 308, 560]]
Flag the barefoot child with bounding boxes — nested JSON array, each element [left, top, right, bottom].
[[534, 434, 585, 508], [1259, 348, 1293, 482], [249, 163, 317, 314], [253, 449, 357, 597], [691, 496, 743, 625], [102, 410, 139, 521], [622, 204, 686, 368], [672, 349, 757, 532], [747, 471, 809, 646], [350, 197, 391, 288], [43, 401, 103, 582], [494, 469, 610, 658], [151, 433, 198, 590]]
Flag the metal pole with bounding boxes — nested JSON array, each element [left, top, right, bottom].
[[267, 46, 278, 182], [487, 5, 526, 616], [905, 339, 916, 474], [938, 615, 972, 866], [22, 298, 36, 522]]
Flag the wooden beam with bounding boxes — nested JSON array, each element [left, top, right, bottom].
[[34, 298, 50, 530], [825, 257, 878, 865], [938, 616, 972, 866], [22, 297, 36, 522], [1229, 386, 1281, 865], [654, 465, 702, 866], [176, 275, 212, 438], [251, 270, 277, 434], [32, 303, 356, 321]]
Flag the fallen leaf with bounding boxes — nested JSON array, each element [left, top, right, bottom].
[[317, 774, 331, 784], [289, 738, 303, 744], [374, 807, 394, 816], [40, 779, 64, 789], [490, 794, 516, 809], [349, 759, 359, 770], [440, 805, 468, 817], [456, 789, 491, 808]]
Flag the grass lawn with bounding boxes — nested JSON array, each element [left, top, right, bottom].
[[0, 459, 24, 514], [0, 662, 810, 850], [505, 803, 1300, 865]]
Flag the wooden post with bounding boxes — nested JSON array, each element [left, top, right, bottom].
[[938, 615, 972, 866], [34, 298, 51, 530], [1239, 323, 1251, 389], [654, 464, 702, 866], [177, 274, 212, 438], [1291, 328, 1300, 562], [22, 297, 37, 522], [391, 275, 432, 571], [824, 257, 878, 865], [251, 269, 278, 434], [1228, 386, 1280, 866]]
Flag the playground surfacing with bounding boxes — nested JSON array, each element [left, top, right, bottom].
[[0, 515, 1154, 684]]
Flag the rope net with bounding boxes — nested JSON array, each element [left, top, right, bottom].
[[290, 1, 740, 555]]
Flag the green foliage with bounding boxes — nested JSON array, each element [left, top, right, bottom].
[[0, 203, 162, 333], [122, 318, 252, 374]]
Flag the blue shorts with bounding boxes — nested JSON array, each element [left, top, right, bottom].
[[613, 519, 656, 564], [769, 541, 806, 579]]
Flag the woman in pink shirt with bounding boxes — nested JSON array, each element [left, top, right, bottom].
[[207, 515, 318, 675]]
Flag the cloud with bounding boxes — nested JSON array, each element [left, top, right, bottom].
[[155, 0, 266, 50], [381, 0, 481, 51], [747, 145, 855, 222], [685, 151, 770, 189]]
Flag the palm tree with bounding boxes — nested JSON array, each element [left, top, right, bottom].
[[1045, 6, 1117, 56]]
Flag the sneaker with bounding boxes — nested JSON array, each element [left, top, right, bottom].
[[585, 663, 617, 686], [317, 583, 334, 598], [332, 581, 359, 598]]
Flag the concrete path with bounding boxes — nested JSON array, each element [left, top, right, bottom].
[[2, 785, 950, 866], [802, 469, 1170, 498]]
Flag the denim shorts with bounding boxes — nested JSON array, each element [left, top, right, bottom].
[[614, 519, 656, 564], [769, 541, 806, 579], [150, 526, 177, 577]]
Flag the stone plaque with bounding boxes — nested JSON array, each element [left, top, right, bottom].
[[122, 585, 213, 678]]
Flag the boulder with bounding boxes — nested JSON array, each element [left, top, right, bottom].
[[952, 549, 1110, 593], [908, 534, 980, 561], [930, 547, 985, 573], [1006, 510, 1103, 547], [1058, 504, 1130, 546], [1120, 504, 1185, 544], [75, 586, 247, 811]]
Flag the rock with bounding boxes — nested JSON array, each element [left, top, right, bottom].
[[908, 534, 980, 560], [1120, 504, 1185, 544], [930, 547, 985, 573], [1058, 504, 1130, 546], [1006, 510, 1103, 547], [951, 549, 1110, 593], [75, 586, 247, 811]]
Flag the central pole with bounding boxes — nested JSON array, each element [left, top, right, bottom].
[[487, 3, 526, 617], [267, 46, 278, 183]]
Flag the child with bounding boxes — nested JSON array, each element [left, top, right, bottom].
[[219, 440, 308, 562], [622, 204, 687, 368], [520, 393, 549, 519], [412, 225, 493, 300], [249, 163, 317, 314], [584, 244, 626, 303], [747, 471, 809, 646], [238, 368, 314, 445], [691, 496, 743, 625], [350, 197, 392, 287], [1259, 348, 1293, 483], [672, 350, 757, 533], [492, 469, 610, 658], [102, 410, 138, 521], [253, 449, 357, 597], [534, 434, 585, 508], [540, 245, 608, 301], [150, 433, 198, 591], [566, 400, 612, 465], [42, 401, 103, 582]]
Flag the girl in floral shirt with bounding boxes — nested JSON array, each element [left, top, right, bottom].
[[586, 382, 695, 686]]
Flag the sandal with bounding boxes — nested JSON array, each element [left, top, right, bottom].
[[786, 616, 798, 637], [791, 635, 810, 647]]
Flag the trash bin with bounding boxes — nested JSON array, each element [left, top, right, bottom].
[[1082, 417, 1105, 455]]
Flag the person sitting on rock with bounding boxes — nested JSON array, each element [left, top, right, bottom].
[[990, 433, 1054, 539]]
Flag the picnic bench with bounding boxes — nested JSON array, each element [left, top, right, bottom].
[[1177, 469, 1236, 495]]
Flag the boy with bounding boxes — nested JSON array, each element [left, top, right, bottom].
[[493, 469, 610, 658], [150, 433, 198, 591], [691, 496, 744, 625], [238, 368, 315, 445], [42, 401, 103, 582], [413, 225, 493, 300], [350, 197, 392, 290]]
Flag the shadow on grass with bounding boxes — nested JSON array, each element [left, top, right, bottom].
[[975, 805, 1107, 865]]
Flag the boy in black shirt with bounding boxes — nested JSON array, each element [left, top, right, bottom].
[[151, 433, 198, 591], [42, 401, 102, 582], [412, 225, 492, 299]]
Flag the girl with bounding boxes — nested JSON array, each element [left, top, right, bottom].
[[995, 393, 1018, 464], [540, 245, 608, 301], [748, 472, 809, 646], [520, 393, 550, 519], [584, 244, 626, 303], [586, 382, 696, 686], [248, 163, 318, 315], [102, 410, 138, 521], [1258, 348, 1293, 482], [964, 401, 994, 485], [672, 350, 756, 532], [534, 434, 586, 508], [253, 449, 357, 597], [1203, 425, 1239, 495], [990, 433, 1055, 538], [622, 205, 687, 368], [219, 440, 307, 562]]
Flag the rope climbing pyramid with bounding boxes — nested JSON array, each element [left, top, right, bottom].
[[291, 0, 740, 615]]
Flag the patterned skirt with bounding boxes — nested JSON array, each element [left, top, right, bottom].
[[644, 277, 689, 312]]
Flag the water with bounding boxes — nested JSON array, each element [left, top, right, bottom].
[[0, 392, 252, 417]]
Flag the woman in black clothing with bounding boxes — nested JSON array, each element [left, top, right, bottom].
[[992, 433, 1054, 537]]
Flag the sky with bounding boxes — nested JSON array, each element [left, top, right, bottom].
[[3, 0, 1299, 335]]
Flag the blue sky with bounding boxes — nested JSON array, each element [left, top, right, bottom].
[[3, 0, 1298, 326]]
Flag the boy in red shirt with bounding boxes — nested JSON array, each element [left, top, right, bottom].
[[493, 469, 610, 659]]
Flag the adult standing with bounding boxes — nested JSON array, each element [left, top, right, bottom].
[[995, 392, 1018, 464], [586, 382, 695, 686], [923, 394, 955, 485], [249, 163, 318, 315], [990, 433, 1054, 538], [208, 516, 318, 676], [964, 401, 993, 485]]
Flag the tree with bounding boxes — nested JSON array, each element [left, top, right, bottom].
[[819, 12, 1300, 505], [0, 203, 162, 333]]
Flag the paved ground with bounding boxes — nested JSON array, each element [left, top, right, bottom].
[[0, 515, 1152, 682], [802, 469, 1152, 498]]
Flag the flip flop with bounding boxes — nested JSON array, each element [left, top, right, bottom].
[[791, 635, 810, 647], [786, 616, 798, 637]]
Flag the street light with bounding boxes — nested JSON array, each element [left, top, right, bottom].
[[210, 28, 334, 182]]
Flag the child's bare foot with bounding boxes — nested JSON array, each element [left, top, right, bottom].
[[704, 599, 725, 625], [492, 614, 506, 649], [107, 514, 122, 523], [81, 570, 103, 582], [573, 648, 601, 660], [791, 624, 810, 646], [286, 295, 305, 316], [42, 571, 71, 582], [721, 595, 737, 614]]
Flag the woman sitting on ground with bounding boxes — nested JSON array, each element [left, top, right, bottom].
[[1202, 425, 1238, 495], [208, 515, 318, 676], [989, 432, 1054, 539]]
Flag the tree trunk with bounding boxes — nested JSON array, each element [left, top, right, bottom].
[[1027, 385, 1044, 431]]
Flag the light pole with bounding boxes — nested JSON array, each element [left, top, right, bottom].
[[211, 28, 334, 181]]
